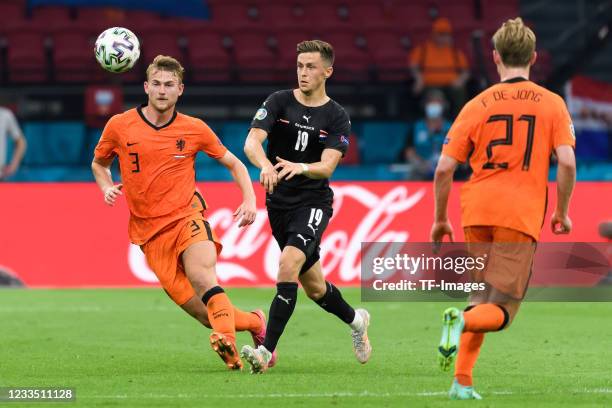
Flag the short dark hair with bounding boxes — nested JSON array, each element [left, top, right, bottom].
[[296, 40, 334, 66]]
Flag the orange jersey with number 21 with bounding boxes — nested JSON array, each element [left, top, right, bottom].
[[94, 106, 227, 244], [442, 78, 575, 240]]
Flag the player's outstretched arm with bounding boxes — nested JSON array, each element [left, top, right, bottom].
[[91, 157, 122, 206], [217, 150, 257, 228], [431, 154, 458, 243], [1, 133, 26, 180], [275, 148, 342, 181], [551, 145, 576, 234], [244, 128, 278, 193]]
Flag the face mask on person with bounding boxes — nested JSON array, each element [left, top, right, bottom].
[[425, 102, 443, 119]]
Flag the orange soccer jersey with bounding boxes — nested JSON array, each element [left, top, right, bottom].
[[442, 78, 576, 240], [94, 106, 227, 244]]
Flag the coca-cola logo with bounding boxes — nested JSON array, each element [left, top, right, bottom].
[[128, 184, 427, 284]]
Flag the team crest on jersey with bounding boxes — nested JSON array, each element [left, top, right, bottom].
[[176, 138, 186, 151], [254, 108, 267, 120]]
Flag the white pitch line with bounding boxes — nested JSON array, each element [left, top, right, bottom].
[[79, 389, 612, 399], [0, 304, 408, 313]]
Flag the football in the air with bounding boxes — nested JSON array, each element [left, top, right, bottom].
[[94, 27, 140, 73]]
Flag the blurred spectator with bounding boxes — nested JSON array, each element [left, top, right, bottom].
[[399, 89, 451, 180], [0, 106, 27, 181], [85, 85, 124, 128], [409, 17, 469, 116]]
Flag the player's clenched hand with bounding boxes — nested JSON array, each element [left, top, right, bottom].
[[233, 199, 256, 228], [103, 184, 123, 206], [431, 221, 454, 244], [551, 211, 572, 234], [260, 164, 278, 194], [274, 156, 304, 181]]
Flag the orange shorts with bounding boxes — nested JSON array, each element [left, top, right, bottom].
[[141, 212, 222, 306], [464, 226, 536, 300]]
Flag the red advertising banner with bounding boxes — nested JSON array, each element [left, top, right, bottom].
[[0, 182, 609, 288]]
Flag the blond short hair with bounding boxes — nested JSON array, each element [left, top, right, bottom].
[[146, 55, 185, 82], [492, 18, 536, 67], [297, 40, 334, 66]]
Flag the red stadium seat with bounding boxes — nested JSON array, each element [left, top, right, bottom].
[[76, 7, 130, 33], [258, 2, 300, 25], [393, 2, 434, 29], [31, 5, 72, 23], [52, 24, 97, 82], [232, 30, 277, 82], [367, 29, 410, 81], [317, 29, 370, 82], [351, 1, 393, 26], [271, 27, 314, 83], [207, 0, 262, 27], [123, 10, 162, 34], [185, 27, 232, 82], [0, 2, 25, 23], [139, 25, 183, 66], [482, 1, 520, 29], [6, 26, 47, 82]]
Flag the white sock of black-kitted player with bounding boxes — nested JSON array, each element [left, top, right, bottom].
[[314, 281, 363, 330], [263, 282, 298, 353]]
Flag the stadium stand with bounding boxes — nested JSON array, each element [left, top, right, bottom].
[[0, 0, 609, 182]]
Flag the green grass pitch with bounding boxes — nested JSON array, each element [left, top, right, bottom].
[[1, 288, 611, 407]]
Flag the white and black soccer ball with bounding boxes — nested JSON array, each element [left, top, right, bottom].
[[94, 27, 140, 73]]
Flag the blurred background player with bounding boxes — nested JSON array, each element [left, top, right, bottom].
[[241, 40, 371, 373], [0, 105, 26, 181], [91, 55, 266, 370], [431, 18, 576, 399]]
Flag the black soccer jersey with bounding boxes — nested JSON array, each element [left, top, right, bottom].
[[250, 89, 350, 210]]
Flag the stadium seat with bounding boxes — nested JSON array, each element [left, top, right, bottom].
[[185, 27, 232, 82], [303, 3, 341, 23], [393, 2, 434, 30], [31, 5, 72, 23], [22, 122, 86, 166], [208, 0, 261, 27], [220, 122, 251, 163], [6, 26, 48, 83], [0, 1, 25, 23], [76, 7, 130, 32], [359, 122, 410, 164], [351, 0, 388, 22], [123, 10, 162, 34], [481, 1, 520, 29], [271, 26, 314, 83], [51, 24, 97, 82], [139, 25, 183, 65], [317, 29, 370, 82], [258, 2, 300, 25], [232, 30, 277, 82], [367, 29, 410, 81]]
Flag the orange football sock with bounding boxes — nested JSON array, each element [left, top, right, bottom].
[[463, 304, 507, 332], [206, 293, 236, 342], [455, 332, 485, 386], [233, 308, 262, 332]]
